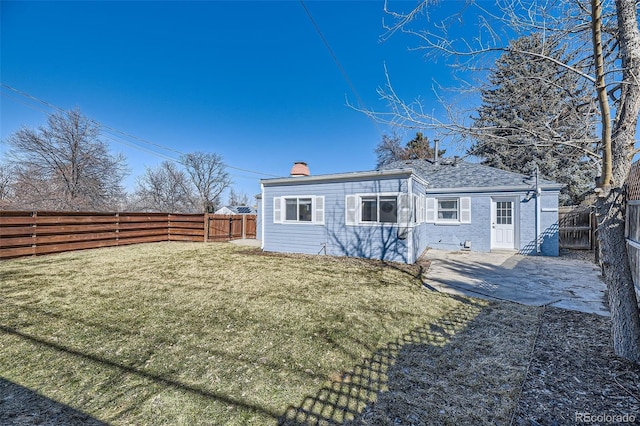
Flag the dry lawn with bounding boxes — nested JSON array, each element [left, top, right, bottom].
[[0, 242, 482, 425], [4, 243, 633, 425]]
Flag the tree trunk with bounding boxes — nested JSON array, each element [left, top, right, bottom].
[[591, 0, 613, 187], [596, 0, 640, 363], [597, 188, 640, 363]]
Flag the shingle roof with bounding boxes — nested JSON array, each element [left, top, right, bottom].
[[381, 159, 560, 189]]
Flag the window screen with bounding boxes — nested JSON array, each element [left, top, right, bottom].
[[361, 197, 378, 222], [438, 199, 458, 220]]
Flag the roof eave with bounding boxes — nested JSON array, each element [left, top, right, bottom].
[[425, 184, 564, 194], [261, 168, 424, 186]]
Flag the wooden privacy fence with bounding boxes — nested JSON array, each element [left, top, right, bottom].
[[626, 160, 640, 299], [205, 214, 257, 241], [558, 206, 596, 250], [0, 211, 257, 259]]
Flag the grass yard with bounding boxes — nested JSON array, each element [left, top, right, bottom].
[[0, 242, 535, 425]]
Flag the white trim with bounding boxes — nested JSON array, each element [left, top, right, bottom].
[[346, 192, 404, 226], [407, 177, 413, 262], [417, 194, 426, 223], [314, 196, 325, 225], [260, 183, 265, 249], [436, 197, 460, 223], [459, 197, 471, 223], [273, 197, 282, 224], [426, 184, 563, 194], [262, 168, 422, 185], [425, 197, 471, 225], [490, 197, 519, 251], [282, 195, 316, 224], [345, 195, 358, 226], [541, 208, 559, 212], [426, 197, 436, 223]]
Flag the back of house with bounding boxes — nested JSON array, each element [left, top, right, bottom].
[[259, 160, 562, 263]]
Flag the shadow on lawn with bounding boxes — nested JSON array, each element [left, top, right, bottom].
[[0, 325, 281, 422], [278, 299, 484, 425], [0, 377, 107, 425]]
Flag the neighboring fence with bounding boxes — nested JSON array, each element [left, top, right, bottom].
[[626, 160, 640, 298], [0, 211, 257, 259], [558, 205, 596, 250], [205, 214, 257, 241]]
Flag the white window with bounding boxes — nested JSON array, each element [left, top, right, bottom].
[[273, 196, 324, 224], [360, 195, 397, 223], [425, 197, 471, 224], [345, 193, 411, 225], [286, 197, 312, 222], [438, 199, 459, 221]]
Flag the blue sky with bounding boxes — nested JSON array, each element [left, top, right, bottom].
[[1, 1, 486, 200]]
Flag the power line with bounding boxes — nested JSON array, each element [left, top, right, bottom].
[[1, 84, 279, 178], [298, 0, 381, 134]]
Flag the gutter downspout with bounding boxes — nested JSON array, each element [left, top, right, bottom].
[[408, 176, 414, 263], [260, 183, 265, 250], [535, 166, 541, 254]]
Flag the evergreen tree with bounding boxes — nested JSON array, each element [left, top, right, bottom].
[[376, 132, 444, 168], [468, 34, 599, 205]]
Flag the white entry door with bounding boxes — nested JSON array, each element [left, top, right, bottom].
[[492, 199, 516, 250]]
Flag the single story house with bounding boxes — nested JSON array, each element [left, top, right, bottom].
[[215, 205, 257, 215], [258, 160, 562, 263]]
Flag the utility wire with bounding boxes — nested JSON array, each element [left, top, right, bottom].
[[1, 84, 279, 177], [298, 0, 381, 134]]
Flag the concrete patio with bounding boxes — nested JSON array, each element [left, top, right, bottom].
[[421, 249, 609, 316]]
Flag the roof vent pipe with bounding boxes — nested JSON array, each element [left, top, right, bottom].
[[290, 161, 310, 177], [434, 139, 440, 165]]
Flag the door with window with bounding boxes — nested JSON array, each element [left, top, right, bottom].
[[491, 198, 516, 250]]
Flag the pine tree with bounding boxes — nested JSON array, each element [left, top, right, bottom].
[[468, 34, 599, 205]]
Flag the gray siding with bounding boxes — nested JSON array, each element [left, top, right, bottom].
[[263, 177, 410, 263]]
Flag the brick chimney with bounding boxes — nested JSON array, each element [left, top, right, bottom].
[[290, 161, 310, 177]]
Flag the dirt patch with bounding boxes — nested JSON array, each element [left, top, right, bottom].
[[559, 248, 597, 264], [343, 305, 640, 426], [513, 307, 640, 425], [342, 301, 538, 426]]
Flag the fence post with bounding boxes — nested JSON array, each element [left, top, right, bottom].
[[242, 215, 246, 239], [115, 211, 120, 246], [204, 213, 209, 243], [31, 211, 37, 257]]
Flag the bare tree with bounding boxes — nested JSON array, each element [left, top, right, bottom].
[[5, 108, 127, 211], [227, 188, 250, 206], [0, 162, 15, 209], [133, 161, 196, 213], [181, 152, 231, 213], [376, 131, 445, 168], [358, 0, 640, 361]]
